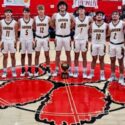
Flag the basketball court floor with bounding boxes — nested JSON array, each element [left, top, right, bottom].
[[0, 41, 125, 125]]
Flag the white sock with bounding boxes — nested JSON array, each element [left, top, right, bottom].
[[12, 67, 16, 72], [46, 65, 50, 68], [120, 74, 124, 78], [83, 67, 87, 74], [68, 66, 72, 72], [36, 65, 39, 68], [91, 69, 94, 74], [3, 68, 7, 72], [55, 66, 59, 71], [100, 70, 104, 75], [111, 72, 115, 76], [74, 66, 78, 72]]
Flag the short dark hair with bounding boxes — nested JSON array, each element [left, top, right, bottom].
[[37, 5, 45, 10], [4, 8, 13, 13], [112, 10, 120, 15], [23, 7, 30, 12], [96, 11, 104, 16], [78, 5, 85, 10], [57, 1, 68, 11]]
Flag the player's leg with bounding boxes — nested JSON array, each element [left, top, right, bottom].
[[64, 37, 73, 77], [74, 52, 80, 78], [66, 51, 71, 66], [34, 39, 41, 76], [43, 38, 51, 76], [53, 37, 62, 76], [55, 51, 61, 67], [109, 57, 116, 81], [65, 50, 72, 76], [20, 54, 26, 76], [10, 42, 17, 77], [117, 46, 124, 84], [44, 51, 51, 76], [74, 40, 80, 78], [82, 51, 87, 78], [108, 45, 117, 81], [81, 42, 88, 78], [118, 57, 124, 84], [99, 44, 106, 80], [20, 41, 26, 76], [2, 42, 8, 78], [27, 54, 33, 76], [99, 55, 105, 80], [27, 41, 33, 77], [2, 53, 8, 78], [10, 53, 17, 77], [88, 55, 98, 79], [52, 51, 61, 76], [34, 51, 40, 76], [88, 44, 98, 79]]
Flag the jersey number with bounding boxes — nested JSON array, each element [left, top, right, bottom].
[[6, 31, 10, 37], [80, 28, 83, 33], [96, 34, 101, 40], [40, 27, 44, 33], [60, 23, 66, 29], [25, 29, 28, 35]]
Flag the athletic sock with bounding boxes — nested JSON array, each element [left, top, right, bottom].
[[91, 69, 94, 74], [120, 74, 124, 78], [74, 66, 78, 73], [68, 66, 72, 72], [111, 72, 115, 76], [35, 65, 39, 73], [83, 67, 87, 74], [3, 68, 7, 72], [100, 70, 104, 75], [22, 67, 25, 73], [55, 66, 59, 71], [28, 66, 31, 72], [46, 66, 50, 72], [12, 67, 16, 72]]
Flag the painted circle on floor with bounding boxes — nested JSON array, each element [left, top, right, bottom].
[[37, 85, 107, 125], [108, 82, 125, 104], [0, 79, 54, 108]]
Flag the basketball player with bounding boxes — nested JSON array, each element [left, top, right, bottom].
[[18, 7, 34, 77], [73, 5, 92, 78], [34, 5, 51, 77], [0, 9, 18, 78], [52, 1, 74, 76], [108, 11, 125, 84], [87, 11, 108, 80]]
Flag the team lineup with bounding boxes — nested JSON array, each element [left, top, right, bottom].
[[0, 1, 125, 84]]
